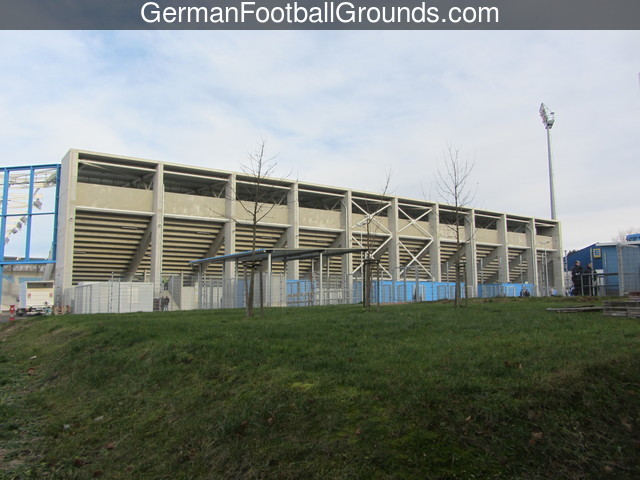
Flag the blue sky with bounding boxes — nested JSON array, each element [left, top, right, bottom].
[[1, 30, 638, 251]]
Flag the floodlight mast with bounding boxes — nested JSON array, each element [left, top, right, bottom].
[[539, 103, 557, 220]]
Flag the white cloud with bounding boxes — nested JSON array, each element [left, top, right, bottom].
[[1, 29, 638, 252]]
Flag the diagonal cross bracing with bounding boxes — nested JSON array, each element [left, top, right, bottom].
[[351, 199, 392, 235], [400, 242, 433, 280], [397, 206, 432, 238]]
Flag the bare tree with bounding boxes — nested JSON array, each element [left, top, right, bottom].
[[237, 138, 281, 318], [434, 145, 477, 307], [613, 227, 640, 242], [359, 170, 392, 309]]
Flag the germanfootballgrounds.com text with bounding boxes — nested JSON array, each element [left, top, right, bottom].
[[141, 1, 500, 25]]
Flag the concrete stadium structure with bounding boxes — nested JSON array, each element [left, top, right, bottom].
[[46, 149, 563, 308]]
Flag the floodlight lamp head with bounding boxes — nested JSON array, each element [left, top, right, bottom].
[[539, 103, 555, 129]]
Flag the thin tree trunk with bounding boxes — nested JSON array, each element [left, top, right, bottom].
[[237, 138, 283, 318]]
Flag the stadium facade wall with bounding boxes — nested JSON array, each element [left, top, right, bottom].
[[52, 149, 564, 306]]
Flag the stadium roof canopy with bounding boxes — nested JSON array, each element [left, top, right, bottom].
[[189, 248, 367, 267]]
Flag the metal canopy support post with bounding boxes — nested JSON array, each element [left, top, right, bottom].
[[319, 252, 323, 306], [197, 263, 203, 310], [310, 257, 315, 306], [259, 260, 264, 314], [267, 251, 272, 307]]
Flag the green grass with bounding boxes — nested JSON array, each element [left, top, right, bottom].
[[1, 297, 639, 479]]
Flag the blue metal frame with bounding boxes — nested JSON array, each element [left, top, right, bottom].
[[0, 169, 9, 264], [1, 164, 60, 309]]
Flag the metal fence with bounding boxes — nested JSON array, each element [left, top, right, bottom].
[[192, 273, 358, 310], [65, 281, 154, 314], [180, 273, 545, 310], [571, 272, 640, 297], [619, 245, 640, 295], [62, 274, 555, 314]]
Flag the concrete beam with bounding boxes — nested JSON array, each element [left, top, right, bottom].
[[124, 221, 153, 281], [204, 229, 225, 259]]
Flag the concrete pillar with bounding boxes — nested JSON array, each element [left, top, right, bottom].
[[525, 219, 539, 287], [465, 209, 478, 298], [428, 204, 441, 282], [54, 150, 79, 305], [342, 190, 353, 274], [551, 222, 565, 295], [224, 174, 237, 278], [287, 181, 299, 280], [388, 197, 400, 282], [497, 214, 509, 283], [150, 163, 164, 297]]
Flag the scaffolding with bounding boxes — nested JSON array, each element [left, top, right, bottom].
[[0, 164, 60, 310]]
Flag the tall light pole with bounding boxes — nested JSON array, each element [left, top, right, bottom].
[[539, 103, 557, 220]]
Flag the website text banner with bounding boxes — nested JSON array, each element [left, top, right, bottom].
[[1, 0, 639, 30]]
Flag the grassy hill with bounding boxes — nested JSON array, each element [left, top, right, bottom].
[[2, 298, 639, 479]]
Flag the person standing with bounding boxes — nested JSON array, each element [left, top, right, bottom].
[[583, 262, 595, 296], [161, 294, 170, 311], [571, 260, 583, 296]]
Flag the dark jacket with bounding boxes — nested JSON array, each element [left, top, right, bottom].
[[571, 264, 583, 282]]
